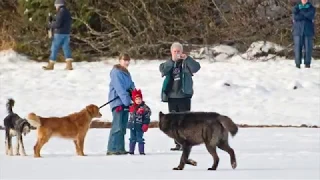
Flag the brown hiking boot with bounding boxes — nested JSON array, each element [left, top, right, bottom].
[[65, 58, 73, 70], [42, 60, 55, 70]]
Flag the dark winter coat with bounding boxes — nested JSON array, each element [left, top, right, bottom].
[[127, 102, 151, 131], [49, 6, 72, 34], [292, 2, 316, 37], [159, 56, 200, 102]]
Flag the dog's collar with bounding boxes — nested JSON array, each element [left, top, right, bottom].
[[86, 108, 93, 118]]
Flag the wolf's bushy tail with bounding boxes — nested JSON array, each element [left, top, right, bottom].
[[6, 98, 15, 114], [218, 115, 238, 137], [26, 113, 41, 128]]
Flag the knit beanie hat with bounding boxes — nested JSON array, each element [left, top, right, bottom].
[[131, 89, 143, 101]]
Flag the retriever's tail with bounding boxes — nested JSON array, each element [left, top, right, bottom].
[[26, 113, 41, 128], [218, 115, 238, 137], [6, 98, 15, 114]]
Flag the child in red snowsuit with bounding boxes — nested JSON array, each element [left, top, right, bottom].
[[128, 89, 151, 155]]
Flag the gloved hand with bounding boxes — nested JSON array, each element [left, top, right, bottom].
[[129, 105, 135, 113], [137, 108, 145, 115], [142, 124, 149, 132], [115, 106, 123, 112]]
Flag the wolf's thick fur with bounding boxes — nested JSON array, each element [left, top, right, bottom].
[[159, 111, 238, 170], [26, 104, 102, 158], [3, 99, 31, 156]]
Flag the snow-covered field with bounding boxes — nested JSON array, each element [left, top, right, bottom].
[[1, 46, 320, 179], [0, 128, 319, 179], [1, 49, 320, 126]]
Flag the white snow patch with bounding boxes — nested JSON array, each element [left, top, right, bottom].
[[190, 44, 238, 61], [0, 50, 320, 126], [241, 41, 285, 60]]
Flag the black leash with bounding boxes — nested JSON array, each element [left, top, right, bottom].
[[99, 96, 119, 109], [99, 89, 133, 109]]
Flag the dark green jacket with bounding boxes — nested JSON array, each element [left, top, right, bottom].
[[159, 56, 201, 102]]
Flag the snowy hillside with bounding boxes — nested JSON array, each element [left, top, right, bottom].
[[0, 48, 320, 126]]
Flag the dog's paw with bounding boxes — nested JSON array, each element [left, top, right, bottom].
[[15, 152, 20, 156], [34, 155, 41, 158]]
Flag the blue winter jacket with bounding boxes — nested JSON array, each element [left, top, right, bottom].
[[108, 64, 135, 110], [292, 2, 316, 37], [127, 102, 151, 130], [49, 6, 72, 34]]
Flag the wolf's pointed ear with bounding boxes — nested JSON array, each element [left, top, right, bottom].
[[159, 111, 164, 117]]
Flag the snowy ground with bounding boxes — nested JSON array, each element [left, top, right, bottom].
[[0, 128, 319, 179], [1, 49, 320, 126]]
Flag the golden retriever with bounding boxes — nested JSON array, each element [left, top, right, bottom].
[[26, 104, 102, 158]]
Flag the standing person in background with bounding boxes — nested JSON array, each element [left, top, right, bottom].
[[43, 0, 73, 70], [292, 0, 316, 69], [159, 42, 201, 151], [107, 53, 135, 155]]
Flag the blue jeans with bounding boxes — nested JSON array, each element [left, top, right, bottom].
[[294, 35, 313, 65], [107, 108, 129, 153], [129, 128, 144, 144], [49, 34, 72, 61]]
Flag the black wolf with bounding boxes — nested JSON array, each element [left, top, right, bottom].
[[159, 111, 238, 170], [3, 99, 31, 156]]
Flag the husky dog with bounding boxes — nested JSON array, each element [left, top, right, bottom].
[[3, 99, 31, 156], [159, 111, 238, 170]]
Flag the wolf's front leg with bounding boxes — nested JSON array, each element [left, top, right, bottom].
[[173, 145, 192, 170]]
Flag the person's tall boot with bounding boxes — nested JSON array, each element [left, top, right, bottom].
[[65, 58, 73, 70], [138, 143, 145, 155], [42, 60, 55, 70], [129, 142, 136, 155]]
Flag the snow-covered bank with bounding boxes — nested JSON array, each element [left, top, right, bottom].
[[0, 48, 319, 126]]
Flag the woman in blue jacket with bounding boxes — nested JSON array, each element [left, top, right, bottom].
[[292, 0, 316, 68], [107, 53, 135, 155]]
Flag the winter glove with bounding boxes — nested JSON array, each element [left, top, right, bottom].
[[129, 105, 135, 113], [137, 108, 145, 115], [142, 124, 149, 132], [115, 106, 123, 112]]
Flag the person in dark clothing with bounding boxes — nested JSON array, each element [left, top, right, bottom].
[[43, 0, 73, 70], [292, 0, 316, 69], [159, 42, 201, 151]]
